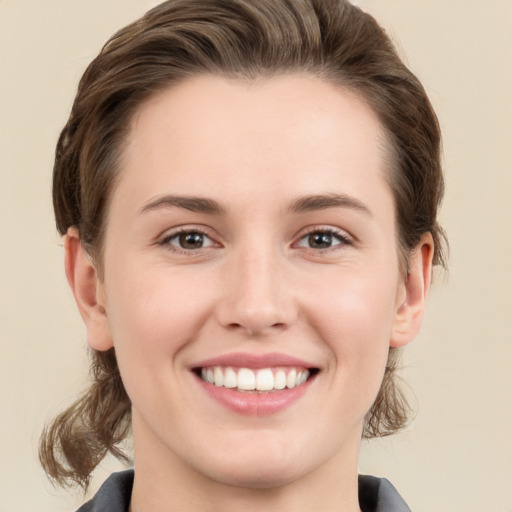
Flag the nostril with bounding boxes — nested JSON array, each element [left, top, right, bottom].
[[246, 322, 288, 337], [224, 320, 288, 337], [214, 284, 298, 336]]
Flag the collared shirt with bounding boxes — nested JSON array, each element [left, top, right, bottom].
[[77, 469, 411, 512]]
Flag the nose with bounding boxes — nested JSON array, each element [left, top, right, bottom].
[[215, 246, 297, 337]]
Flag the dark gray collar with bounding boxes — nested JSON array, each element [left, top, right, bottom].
[[358, 474, 412, 512], [77, 469, 411, 512], [77, 470, 133, 512]]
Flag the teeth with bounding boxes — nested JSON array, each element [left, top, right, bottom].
[[274, 370, 287, 390], [223, 367, 237, 388], [214, 367, 223, 387], [286, 369, 297, 389], [199, 366, 311, 392], [255, 369, 274, 391], [238, 368, 256, 390]]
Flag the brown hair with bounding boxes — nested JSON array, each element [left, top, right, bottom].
[[42, 0, 446, 489]]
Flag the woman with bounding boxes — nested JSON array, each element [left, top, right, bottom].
[[40, 0, 446, 510]]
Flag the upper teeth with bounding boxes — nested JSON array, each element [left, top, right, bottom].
[[200, 366, 310, 391]]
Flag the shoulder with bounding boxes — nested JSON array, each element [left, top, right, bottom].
[[358, 474, 411, 512], [77, 469, 134, 512]]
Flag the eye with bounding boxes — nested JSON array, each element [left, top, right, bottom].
[[296, 229, 351, 250], [162, 230, 215, 251]]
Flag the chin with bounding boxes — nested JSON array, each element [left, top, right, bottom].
[[207, 463, 303, 490], [197, 440, 313, 490]]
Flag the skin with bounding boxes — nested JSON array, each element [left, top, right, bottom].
[[65, 75, 433, 512]]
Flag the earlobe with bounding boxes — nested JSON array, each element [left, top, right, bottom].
[[390, 233, 434, 348], [64, 227, 114, 351]]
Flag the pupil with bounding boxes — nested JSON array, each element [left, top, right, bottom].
[[309, 232, 332, 248], [179, 232, 203, 249]]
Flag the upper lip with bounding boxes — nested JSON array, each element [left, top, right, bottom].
[[192, 352, 319, 370]]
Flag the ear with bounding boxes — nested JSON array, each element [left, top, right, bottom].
[[390, 232, 434, 348], [64, 227, 113, 351]]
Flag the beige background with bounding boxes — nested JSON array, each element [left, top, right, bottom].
[[1, 1, 511, 511]]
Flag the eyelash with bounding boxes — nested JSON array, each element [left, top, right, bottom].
[[158, 226, 353, 255], [159, 228, 218, 255], [295, 226, 353, 252]]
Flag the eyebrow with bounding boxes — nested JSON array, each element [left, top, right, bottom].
[[288, 193, 372, 216], [139, 192, 371, 217], [139, 195, 226, 215]]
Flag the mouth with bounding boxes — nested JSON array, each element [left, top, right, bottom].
[[194, 365, 319, 392], [191, 353, 320, 415]]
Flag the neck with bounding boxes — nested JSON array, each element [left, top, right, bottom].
[[130, 463, 362, 512], [129, 416, 363, 512]]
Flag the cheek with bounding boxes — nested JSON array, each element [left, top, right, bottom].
[[101, 267, 218, 422], [103, 263, 216, 366], [308, 268, 398, 377]]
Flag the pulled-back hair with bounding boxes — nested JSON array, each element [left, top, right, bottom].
[[42, 0, 446, 489]]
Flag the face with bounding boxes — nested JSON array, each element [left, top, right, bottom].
[[73, 75, 430, 490]]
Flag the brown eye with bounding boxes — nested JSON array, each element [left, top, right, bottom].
[[297, 229, 351, 250], [164, 230, 215, 251], [179, 232, 205, 249], [307, 232, 334, 249]]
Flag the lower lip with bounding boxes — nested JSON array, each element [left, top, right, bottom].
[[195, 375, 313, 416]]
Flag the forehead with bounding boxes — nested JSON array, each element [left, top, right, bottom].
[[116, 74, 392, 213]]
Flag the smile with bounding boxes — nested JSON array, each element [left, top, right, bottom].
[[199, 366, 311, 392], [192, 353, 319, 415]]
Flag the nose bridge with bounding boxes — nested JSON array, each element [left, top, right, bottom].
[[217, 240, 295, 335]]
